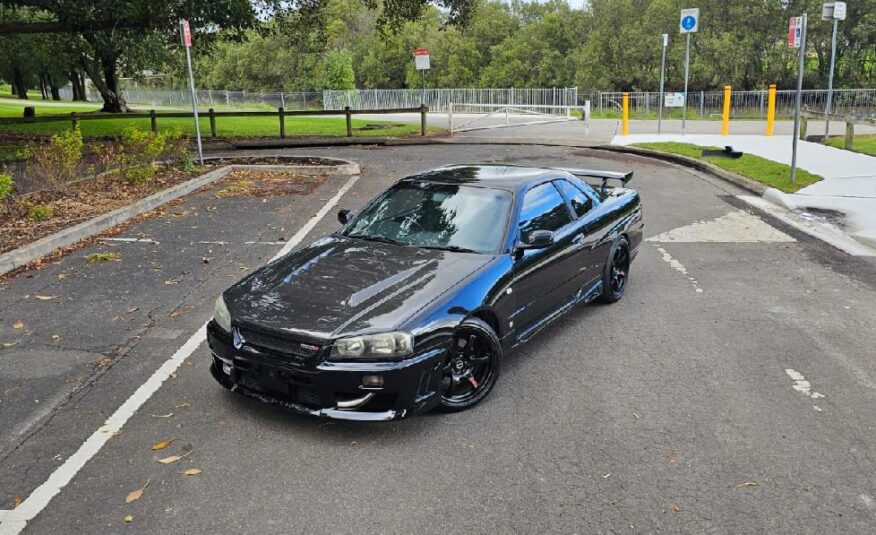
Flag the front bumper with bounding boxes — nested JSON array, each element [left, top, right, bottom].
[[206, 321, 448, 421]]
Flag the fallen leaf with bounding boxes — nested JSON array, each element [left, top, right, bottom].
[[35, 295, 58, 301], [52, 334, 62, 342], [14, 496, 21, 508], [97, 357, 113, 367], [57, 273, 67, 280], [2, 341, 20, 348], [150, 413, 174, 419], [124, 515, 133, 523], [174, 402, 190, 409], [151, 438, 173, 451], [158, 454, 182, 464], [670, 503, 680, 513], [736, 481, 758, 488], [666, 453, 677, 465], [632, 412, 641, 420], [164, 277, 182, 286], [169, 310, 182, 318], [13, 321, 24, 329], [125, 479, 150, 503], [169, 373, 177, 379], [602, 473, 611, 479], [127, 307, 139, 313], [182, 468, 201, 476]]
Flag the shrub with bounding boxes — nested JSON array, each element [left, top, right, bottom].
[[117, 126, 184, 183], [0, 172, 13, 201], [161, 126, 195, 172], [26, 203, 54, 222], [26, 124, 84, 191]]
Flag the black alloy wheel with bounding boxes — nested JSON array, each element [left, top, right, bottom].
[[600, 236, 630, 304], [438, 318, 500, 412]]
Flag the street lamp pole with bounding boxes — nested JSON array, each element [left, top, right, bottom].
[[658, 33, 668, 135]]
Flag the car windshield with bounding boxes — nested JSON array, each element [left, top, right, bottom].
[[342, 181, 512, 254]]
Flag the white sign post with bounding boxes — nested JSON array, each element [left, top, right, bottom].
[[414, 48, 430, 106], [658, 33, 669, 134], [179, 19, 203, 165], [789, 14, 808, 186], [679, 8, 699, 135], [822, 2, 846, 137]]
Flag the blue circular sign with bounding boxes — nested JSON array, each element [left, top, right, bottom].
[[681, 15, 697, 30]]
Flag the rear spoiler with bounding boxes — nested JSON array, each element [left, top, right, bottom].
[[558, 168, 634, 195]]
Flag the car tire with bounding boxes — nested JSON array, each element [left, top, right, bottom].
[[437, 317, 501, 413], [600, 236, 631, 304]]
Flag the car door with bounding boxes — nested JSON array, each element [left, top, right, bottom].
[[554, 178, 604, 292], [510, 181, 577, 340]]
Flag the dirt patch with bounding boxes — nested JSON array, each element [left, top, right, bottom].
[[213, 169, 325, 198]]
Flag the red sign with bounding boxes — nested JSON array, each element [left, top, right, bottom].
[[414, 48, 429, 56], [787, 17, 801, 48], [181, 19, 192, 47]]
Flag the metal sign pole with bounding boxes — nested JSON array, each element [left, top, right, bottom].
[[824, 17, 838, 138], [180, 20, 204, 165], [682, 32, 691, 135], [791, 13, 807, 186], [658, 33, 668, 135]]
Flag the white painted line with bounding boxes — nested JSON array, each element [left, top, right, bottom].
[[197, 241, 229, 245], [101, 237, 160, 244], [244, 241, 288, 245], [654, 245, 703, 293], [785, 368, 826, 401], [0, 173, 360, 534]]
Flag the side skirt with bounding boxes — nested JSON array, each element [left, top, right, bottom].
[[514, 280, 603, 345]]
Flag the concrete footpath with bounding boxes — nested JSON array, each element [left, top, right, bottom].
[[612, 134, 876, 251]]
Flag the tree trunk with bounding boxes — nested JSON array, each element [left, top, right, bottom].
[[39, 72, 49, 100], [48, 73, 61, 101], [81, 49, 129, 112], [12, 67, 28, 100], [70, 71, 85, 101]]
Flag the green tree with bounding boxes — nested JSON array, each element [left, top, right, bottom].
[[320, 49, 356, 89]]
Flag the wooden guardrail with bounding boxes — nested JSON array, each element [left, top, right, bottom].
[[801, 107, 876, 149], [0, 105, 430, 137]]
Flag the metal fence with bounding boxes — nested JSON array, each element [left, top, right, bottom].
[[58, 86, 322, 110], [591, 89, 876, 119], [323, 88, 579, 113]]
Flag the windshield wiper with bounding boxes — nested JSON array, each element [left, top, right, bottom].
[[417, 244, 480, 254], [347, 233, 410, 247]]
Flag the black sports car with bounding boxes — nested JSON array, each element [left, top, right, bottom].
[[208, 164, 643, 421]]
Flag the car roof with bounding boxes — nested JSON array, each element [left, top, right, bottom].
[[401, 165, 572, 192]]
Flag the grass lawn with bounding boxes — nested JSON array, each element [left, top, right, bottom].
[[0, 99, 102, 117], [632, 142, 822, 193], [825, 134, 876, 157], [0, 85, 43, 100]]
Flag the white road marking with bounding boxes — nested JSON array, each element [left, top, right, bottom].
[[655, 245, 703, 293], [785, 369, 826, 400], [101, 237, 160, 244], [0, 173, 360, 534], [647, 210, 795, 243], [244, 241, 288, 245]]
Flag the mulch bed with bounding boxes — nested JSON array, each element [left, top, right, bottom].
[[0, 165, 212, 255], [213, 169, 325, 198]]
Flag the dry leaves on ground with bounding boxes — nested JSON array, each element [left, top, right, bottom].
[[151, 438, 173, 451], [125, 479, 150, 504], [182, 468, 202, 476]]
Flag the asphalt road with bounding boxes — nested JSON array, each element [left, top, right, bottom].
[[3, 144, 876, 533]]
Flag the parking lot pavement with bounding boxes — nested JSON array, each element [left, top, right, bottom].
[[3, 144, 876, 533]]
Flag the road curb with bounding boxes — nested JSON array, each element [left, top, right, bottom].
[[590, 144, 769, 196], [0, 157, 360, 277]]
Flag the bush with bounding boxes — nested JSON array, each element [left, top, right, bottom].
[[161, 126, 195, 172], [26, 202, 54, 222], [27, 124, 84, 191], [0, 172, 13, 201], [117, 127, 167, 183]]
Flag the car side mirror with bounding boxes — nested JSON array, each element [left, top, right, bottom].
[[337, 209, 354, 225], [520, 230, 554, 250]]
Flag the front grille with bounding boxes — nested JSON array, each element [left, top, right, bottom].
[[237, 327, 321, 362]]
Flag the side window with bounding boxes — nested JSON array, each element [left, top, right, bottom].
[[555, 179, 593, 218], [518, 183, 573, 239]]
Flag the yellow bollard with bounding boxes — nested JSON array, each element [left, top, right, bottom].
[[621, 92, 629, 136], [766, 84, 776, 136], [721, 86, 731, 136]]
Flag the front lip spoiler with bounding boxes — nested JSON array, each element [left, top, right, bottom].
[[214, 365, 405, 421]]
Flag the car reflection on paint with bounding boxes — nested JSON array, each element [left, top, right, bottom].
[[207, 164, 643, 421]]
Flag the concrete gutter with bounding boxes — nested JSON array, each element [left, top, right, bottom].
[[0, 158, 360, 277]]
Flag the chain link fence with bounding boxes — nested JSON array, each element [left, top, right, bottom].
[[589, 89, 876, 119], [58, 85, 322, 110], [323, 88, 579, 112]]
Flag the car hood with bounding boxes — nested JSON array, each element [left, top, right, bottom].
[[224, 236, 493, 340]]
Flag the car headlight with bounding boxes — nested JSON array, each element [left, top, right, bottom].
[[330, 332, 414, 360], [213, 295, 232, 333]]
